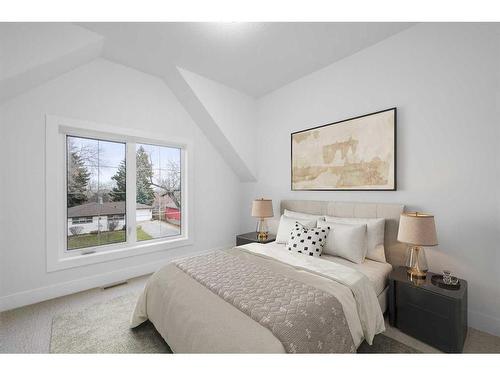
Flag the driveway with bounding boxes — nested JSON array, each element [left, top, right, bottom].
[[138, 220, 180, 239]]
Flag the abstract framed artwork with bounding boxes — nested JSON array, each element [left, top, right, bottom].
[[291, 108, 396, 191]]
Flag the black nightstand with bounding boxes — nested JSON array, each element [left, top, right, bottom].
[[236, 232, 276, 246], [388, 266, 468, 353]]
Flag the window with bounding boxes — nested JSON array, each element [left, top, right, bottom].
[[66, 136, 127, 250], [64, 132, 184, 251], [136, 143, 181, 242], [71, 217, 93, 224], [65, 137, 183, 251], [46, 116, 191, 272], [107, 214, 125, 221]]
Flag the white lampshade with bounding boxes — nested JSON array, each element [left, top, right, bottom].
[[398, 212, 438, 246], [251, 199, 274, 218]]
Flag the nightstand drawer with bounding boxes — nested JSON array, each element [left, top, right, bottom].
[[397, 301, 455, 352], [397, 283, 453, 318]]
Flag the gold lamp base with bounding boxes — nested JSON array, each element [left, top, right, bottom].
[[257, 231, 268, 241], [407, 267, 427, 278], [256, 218, 269, 242], [405, 246, 428, 279]]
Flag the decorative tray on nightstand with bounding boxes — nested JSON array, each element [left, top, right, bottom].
[[431, 274, 461, 290]]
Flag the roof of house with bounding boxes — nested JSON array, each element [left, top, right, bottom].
[[68, 201, 152, 218]]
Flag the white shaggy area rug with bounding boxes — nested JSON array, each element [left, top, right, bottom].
[[50, 294, 171, 353]]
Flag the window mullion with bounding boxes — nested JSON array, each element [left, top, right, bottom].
[[126, 142, 137, 244]]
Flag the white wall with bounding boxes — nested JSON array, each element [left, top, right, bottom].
[[0, 58, 240, 309], [242, 23, 500, 335], [0, 101, 5, 300]]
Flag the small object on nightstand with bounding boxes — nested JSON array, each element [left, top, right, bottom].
[[431, 274, 460, 290], [388, 266, 468, 353], [443, 270, 452, 284], [397, 212, 438, 279], [441, 270, 459, 286], [236, 232, 276, 247]]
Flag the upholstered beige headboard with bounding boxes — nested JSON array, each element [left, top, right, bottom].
[[278, 200, 405, 266]]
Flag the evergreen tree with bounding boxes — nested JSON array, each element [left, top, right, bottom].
[[67, 152, 90, 207], [110, 159, 126, 202], [136, 146, 155, 205]]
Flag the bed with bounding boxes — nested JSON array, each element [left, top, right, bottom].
[[131, 200, 405, 353]]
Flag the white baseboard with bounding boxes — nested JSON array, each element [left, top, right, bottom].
[[0, 245, 232, 312], [468, 309, 500, 337]]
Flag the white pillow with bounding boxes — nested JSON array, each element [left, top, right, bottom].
[[317, 221, 367, 264], [276, 215, 317, 244], [287, 222, 329, 257], [324, 216, 386, 263], [283, 209, 324, 222]]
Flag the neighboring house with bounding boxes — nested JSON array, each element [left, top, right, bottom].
[[162, 195, 181, 225], [165, 205, 180, 221], [67, 201, 152, 235]]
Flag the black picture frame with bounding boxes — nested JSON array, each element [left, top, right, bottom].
[[290, 107, 397, 191]]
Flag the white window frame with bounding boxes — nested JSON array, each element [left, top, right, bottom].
[[46, 115, 194, 272]]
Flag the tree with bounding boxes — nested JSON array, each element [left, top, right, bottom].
[[67, 151, 90, 207], [156, 159, 181, 209], [110, 160, 126, 202], [69, 226, 84, 236], [108, 219, 119, 232], [109, 146, 180, 208], [136, 146, 155, 205]]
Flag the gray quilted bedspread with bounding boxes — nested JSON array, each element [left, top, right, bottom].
[[175, 251, 355, 353]]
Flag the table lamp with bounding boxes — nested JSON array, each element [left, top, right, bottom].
[[397, 212, 438, 278], [251, 198, 274, 241]]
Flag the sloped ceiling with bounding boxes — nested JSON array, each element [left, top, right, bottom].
[[0, 23, 103, 103], [163, 65, 258, 181], [178, 68, 258, 180], [0, 22, 416, 182], [80, 22, 415, 98]]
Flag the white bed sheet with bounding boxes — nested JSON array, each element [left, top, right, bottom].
[[240, 242, 385, 345], [262, 241, 392, 296]]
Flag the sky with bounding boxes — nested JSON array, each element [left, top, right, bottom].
[[67, 136, 181, 194]]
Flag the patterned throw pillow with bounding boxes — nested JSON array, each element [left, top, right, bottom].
[[287, 223, 330, 257]]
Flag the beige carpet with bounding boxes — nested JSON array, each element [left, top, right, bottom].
[[50, 293, 418, 354], [51, 294, 171, 353]]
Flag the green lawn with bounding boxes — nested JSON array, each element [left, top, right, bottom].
[[137, 226, 153, 241], [68, 227, 154, 250], [68, 230, 126, 250]]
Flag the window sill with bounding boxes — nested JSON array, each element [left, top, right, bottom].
[[47, 236, 194, 272]]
